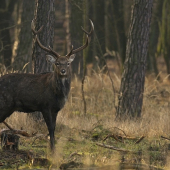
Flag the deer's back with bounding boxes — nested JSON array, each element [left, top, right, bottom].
[[0, 73, 69, 113]]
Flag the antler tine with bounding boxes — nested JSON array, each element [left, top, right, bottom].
[[32, 19, 60, 58], [69, 19, 94, 55], [81, 19, 94, 36], [66, 45, 74, 57], [31, 20, 44, 35], [35, 36, 51, 53], [49, 46, 61, 58], [72, 35, 88, 54]]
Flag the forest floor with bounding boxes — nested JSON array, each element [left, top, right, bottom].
[[0, 121, 170, 170], [1, 58, 170, 169]]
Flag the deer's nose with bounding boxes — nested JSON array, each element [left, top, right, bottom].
[[61, 69, 66, 74]]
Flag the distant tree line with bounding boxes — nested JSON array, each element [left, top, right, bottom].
[[0, 0, 168, 77]]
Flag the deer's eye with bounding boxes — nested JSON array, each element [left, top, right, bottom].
[[67, 62, 70, 66], [56, 62, 60, 66]]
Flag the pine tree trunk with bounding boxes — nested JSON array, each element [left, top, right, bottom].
[[70, 0, 83, 77], [32, 0, 55, 73], [111, 0, 126, 63], [31, 0, 55, 119], [65, 0, 71, 54], [117, 0, 153, 118], [92, 0, 106, 69], [0, 0, 16, 68], [147, 0, 163, 76], [12, 0, 34, 72]]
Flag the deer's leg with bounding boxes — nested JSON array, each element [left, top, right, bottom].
[[42, 110, 57, 151]]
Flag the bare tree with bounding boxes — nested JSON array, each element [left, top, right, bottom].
[[117, 0, 153, 118]]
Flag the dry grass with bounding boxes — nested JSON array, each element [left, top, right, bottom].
[[1, 67, 170, 139], [1, 62, 170, 169]]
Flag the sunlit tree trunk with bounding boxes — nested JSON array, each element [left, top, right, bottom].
[[117, 0, 153, 119], [32, 0, 55, 73]]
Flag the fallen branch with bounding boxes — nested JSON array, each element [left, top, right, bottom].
[[1, 121, 37, 137], [3, 121, 13, 130], [96, 142, 135, 153], [103, 134, 123, 142], [161, 135, 170, 141], [113, 127, 127, 137], [0, 129, 36, 137], [103, 134, 145, 144], [135, 135, 145, 144]]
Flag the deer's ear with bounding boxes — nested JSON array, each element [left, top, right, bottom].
[[68, 54, 75, 63], [46, 55, 56, 63]]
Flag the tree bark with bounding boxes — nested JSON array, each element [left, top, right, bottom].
[[92, 0, 106, 69], [32, 0, 55, 73], [117, 0, 153, 118], [65, 0, 71, 54], [111, 0, 126, 63], [70, 0, 83, 77], [31, 0, 55, 119], [159, 0, 170, 75], [147, 0, 163, 77], [12, 0, 34, 72], [0, 0, 16, 68]]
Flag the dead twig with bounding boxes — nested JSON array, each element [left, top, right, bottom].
[[113, 127, 127, 137], [96, 142, 135, 153], [1, 121, 37, 137], [161, 135, 170, 141], [3, 121, 13, 130], [69, 152, 82, 158], [103, 134, 123, 143], [135, 135, 145, 144]]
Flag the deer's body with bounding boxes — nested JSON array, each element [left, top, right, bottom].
[[0, 19, 94, 151], [0, 72, 70, 115]]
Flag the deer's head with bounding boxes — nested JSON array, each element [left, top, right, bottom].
[[31, 20, 94, 77]]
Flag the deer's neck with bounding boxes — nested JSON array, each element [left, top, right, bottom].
[[52, 73, 71, 97]]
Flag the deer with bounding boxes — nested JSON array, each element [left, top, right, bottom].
[[0, 19, 94, 151]]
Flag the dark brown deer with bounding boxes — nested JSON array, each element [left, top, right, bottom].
[[0, 19, 94, 150]]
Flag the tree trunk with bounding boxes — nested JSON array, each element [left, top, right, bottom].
[[12, 0, 34, 72], [111, 0, 126, 63], [147, 0, 163, 77], [0, 0, 16, 68], [65, 0, 71, 54], [31, 0, 55, 119], [70, 0, 83, 77], [92, 0, 106, 69], [159, 0, 170, 75], [32, 0, 55, 73], [117, 0, 153, 119]]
